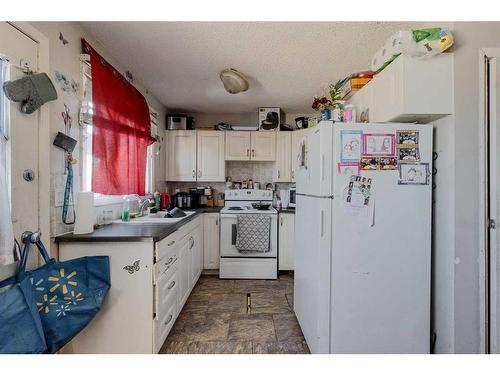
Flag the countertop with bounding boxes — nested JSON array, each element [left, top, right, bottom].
[[55, 207, 222, 244]]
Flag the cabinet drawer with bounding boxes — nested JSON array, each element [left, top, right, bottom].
[[155, 269, 179, 318], [155, 232, 182, 262], [153, 291, 177, 353], [153, 255, 178, 284]]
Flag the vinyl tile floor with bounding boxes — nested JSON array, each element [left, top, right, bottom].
[[160, 272, 310, 354]]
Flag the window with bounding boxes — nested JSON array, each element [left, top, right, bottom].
[[79, 53, 156, 203]]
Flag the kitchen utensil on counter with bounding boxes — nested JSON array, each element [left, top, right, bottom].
[[167, 207, 187, 218], [280, 189, 290, 209], [159, 193, 171, 210], [74, 192, 94, 234], [251, 202, 272, 210]]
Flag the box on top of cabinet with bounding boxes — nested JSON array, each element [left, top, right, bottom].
[[259, 107, 284, 131]]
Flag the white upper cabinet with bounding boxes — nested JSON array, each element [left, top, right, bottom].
[[167, 131, 197, 181], [225, 131, 276, 161], [274, 132, 292, 182], [225, 131, 251, 160], [349, 53, 453, 124], [291, 129, 308, 182], [197, 131, 225, 182], [251, 132, 276, 161]]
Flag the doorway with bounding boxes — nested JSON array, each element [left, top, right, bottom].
[[482, 49, 500, 354], [0, 22, 49, 276]]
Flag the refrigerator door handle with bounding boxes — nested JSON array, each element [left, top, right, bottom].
[[320, 210, 324, 238], [321, 154, 325, 182]]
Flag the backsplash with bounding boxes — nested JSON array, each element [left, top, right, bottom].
[[167, 160, 294, 205]]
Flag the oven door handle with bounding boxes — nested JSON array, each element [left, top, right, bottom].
[[232, 224, 237, 245]]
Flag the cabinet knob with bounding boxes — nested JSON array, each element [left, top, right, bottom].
[[192, 170, 195, 178], [198, 170, 202, 178], [278, 170, 281, 179], [168, 281, 176, 289], [246, 149, 250, 157], [165, 314, 173, 325], [167, 240, 175, 246], [252, 149, 255, 157]]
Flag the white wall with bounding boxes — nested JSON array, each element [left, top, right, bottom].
[[446, 22, 500, 353], [29, 22, 167, 252]]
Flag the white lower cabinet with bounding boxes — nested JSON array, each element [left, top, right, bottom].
[[203, 213, 220, 270], [278, 212, 295, 271], [58, 215, 205, 354]]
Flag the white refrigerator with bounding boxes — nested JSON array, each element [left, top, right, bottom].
[[294, 121, 432, 354]]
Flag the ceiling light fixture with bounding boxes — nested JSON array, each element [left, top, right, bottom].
[[220, 68, 249, 94]]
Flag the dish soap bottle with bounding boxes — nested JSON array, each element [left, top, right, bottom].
[[122, 195, 131, 222]]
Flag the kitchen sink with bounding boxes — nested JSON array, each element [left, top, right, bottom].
[[113, 211, 196, 224]]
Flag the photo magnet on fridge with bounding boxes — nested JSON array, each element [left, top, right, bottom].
[[398, 163, 430, 185], [379, 157, 398, 170], [340, 130, 363, 162], [362, 133, 396, 156], [398, 147, 420, 163], [396, 130, 419, 146], [337, 162, 360, 175], [360, 157, 379, 170]]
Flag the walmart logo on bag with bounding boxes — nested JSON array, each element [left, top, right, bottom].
[[35, 268, 84, 318]]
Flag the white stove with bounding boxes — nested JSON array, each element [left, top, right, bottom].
[[221, 189, 277, 215], [219, 189, 278, 279]]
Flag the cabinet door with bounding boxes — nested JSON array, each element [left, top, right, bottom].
[[278, 213, 295, 271], [203, 213, 220, 270], [274, 132, 292, 182], [251, 132, 276, 161], [197, 131, 225, 182], [168, 131, 197, 181], [190, 224, 203, 285], [291, 129, 308, 183], [225, 131, 251, 160], [178, 237, 191, 309]]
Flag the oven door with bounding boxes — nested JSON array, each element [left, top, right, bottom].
[[220, 213, 277, 258]]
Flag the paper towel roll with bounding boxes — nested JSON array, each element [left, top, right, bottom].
[[73, 192, 94, 235]]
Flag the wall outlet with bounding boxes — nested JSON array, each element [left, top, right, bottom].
[[54, 189, 65, 207]]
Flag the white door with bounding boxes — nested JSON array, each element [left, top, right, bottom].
[[197, 131, 225, 182], [274, 132, 291, 182], [167, 130, 197, 181], [225, 131, 250, 160], [489, 56, 500, 353], [291, 129, 307, 182], [0, 22, 40, 271], [203, 213, 220, 270], [278, 212, 295, 270], [251, 132, 276, 161]]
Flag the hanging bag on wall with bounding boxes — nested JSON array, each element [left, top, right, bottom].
[[0, 262, 48, 353], [17, 233, 110, 353]]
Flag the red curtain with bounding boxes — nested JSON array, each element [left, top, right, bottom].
[[82, 39, 155, 196]]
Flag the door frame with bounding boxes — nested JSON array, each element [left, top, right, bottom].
[[6, 22, 50, 255], [479, 48, 500, 354]]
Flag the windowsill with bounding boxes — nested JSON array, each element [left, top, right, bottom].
[[92, 193, 154, 207]]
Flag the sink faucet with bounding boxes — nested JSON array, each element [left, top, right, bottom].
[[138, 198, 153, 217]]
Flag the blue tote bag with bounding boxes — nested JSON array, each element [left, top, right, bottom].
[[0, 274, 47, 353], [19, 234, 110, 353]]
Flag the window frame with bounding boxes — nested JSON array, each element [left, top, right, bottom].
[[79, 54, 155, 204]]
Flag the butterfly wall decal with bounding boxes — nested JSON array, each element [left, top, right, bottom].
[[59, 32, 69, 46], [123, 260, 140, 274]]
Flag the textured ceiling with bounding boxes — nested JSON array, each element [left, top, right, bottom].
[[81, 22, 422, 113]]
